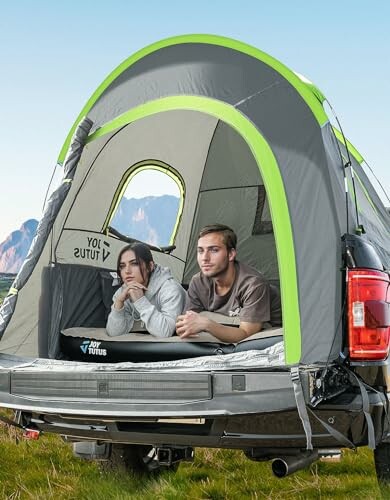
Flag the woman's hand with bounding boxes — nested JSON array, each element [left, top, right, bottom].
[[114, 282, 147, 309], [126, 281, 147, 302]]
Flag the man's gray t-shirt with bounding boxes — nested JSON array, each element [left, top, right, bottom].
[[185, 262, 282, 326]]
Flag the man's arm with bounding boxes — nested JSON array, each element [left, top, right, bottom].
[[176, 310, 262, 342]]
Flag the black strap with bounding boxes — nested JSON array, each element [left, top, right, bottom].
[[307, 406, 355, 449], [348, 371, 376, 449], [0, 412, 24, 430], [107, 226, 176, 254]]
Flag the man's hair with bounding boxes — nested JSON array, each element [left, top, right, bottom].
[[198, 224, 237, 251]]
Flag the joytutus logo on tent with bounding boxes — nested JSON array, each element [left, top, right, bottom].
[[0, 34, 389, 366]]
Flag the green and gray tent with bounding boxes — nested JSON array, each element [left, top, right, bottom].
[[0, 34, 389, 365]]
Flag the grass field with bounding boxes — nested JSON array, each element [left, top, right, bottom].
[[0, 423, 388, 499], [0, 274, 14, 304]]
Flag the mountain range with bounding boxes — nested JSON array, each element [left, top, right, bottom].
[[0, 219, 38, 273], [0, 195, 179, 273], [111, 195, 180, 246]]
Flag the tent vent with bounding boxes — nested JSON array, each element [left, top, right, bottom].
[[252, 185, 273, 235]]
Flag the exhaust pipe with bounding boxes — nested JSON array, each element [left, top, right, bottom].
[[272, 450, 319, 478]]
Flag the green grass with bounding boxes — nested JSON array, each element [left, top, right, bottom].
[[0, 423, 387, 499], [0, 275, 14, 305]]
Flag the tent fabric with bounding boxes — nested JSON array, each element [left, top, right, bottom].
[[333, 133, 390, 267], [0, 36, 389, 366], [39, 264, 116, 359], [57, 35, 329, 162], [0, 118, 93, 342], [83, 43, 323, 137]]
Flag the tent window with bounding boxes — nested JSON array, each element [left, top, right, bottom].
[[107, 164, 184, 247], [252, 185, 273, 235]]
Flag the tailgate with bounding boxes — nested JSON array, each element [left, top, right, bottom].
[[0, 354, 296, 417]]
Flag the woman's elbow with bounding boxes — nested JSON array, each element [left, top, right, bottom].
[[150, 317, 176, 338], [106, 320, 127, 337], [105, 325, 119, 337]]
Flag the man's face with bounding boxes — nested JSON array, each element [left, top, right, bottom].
[[197, 232, 236, 278]]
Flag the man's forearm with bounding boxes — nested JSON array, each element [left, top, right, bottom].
[[205, 319, 255, 343]]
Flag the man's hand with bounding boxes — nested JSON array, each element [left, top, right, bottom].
[[114, 282, 147, 309], [176, 311, 209, 338]]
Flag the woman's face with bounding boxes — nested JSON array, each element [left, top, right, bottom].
[[119, 250, 149, 286]]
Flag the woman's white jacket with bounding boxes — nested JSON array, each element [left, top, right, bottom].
[[106, 264, 185, 338]]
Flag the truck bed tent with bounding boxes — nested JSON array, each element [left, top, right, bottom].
[[0, 34, 389, 366]]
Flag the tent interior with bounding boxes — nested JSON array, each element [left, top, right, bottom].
[[41, 109, 283, 363]]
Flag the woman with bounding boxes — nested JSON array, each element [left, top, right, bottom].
[[106, 242, 185, 337]]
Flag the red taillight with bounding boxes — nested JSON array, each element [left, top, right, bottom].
[[347, 269, 390, 360]]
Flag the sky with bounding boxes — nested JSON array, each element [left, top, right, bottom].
[[0, 0, 389, 243]]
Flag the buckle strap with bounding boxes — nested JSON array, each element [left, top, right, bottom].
[[291, 367, 313, 450]]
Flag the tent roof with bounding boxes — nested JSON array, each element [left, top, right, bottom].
[[57, 34, 329, 164]]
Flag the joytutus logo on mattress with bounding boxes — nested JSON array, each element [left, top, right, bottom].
[[80, 340, 107, 356]]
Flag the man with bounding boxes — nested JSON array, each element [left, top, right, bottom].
[[176, 224, 282, 342]]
